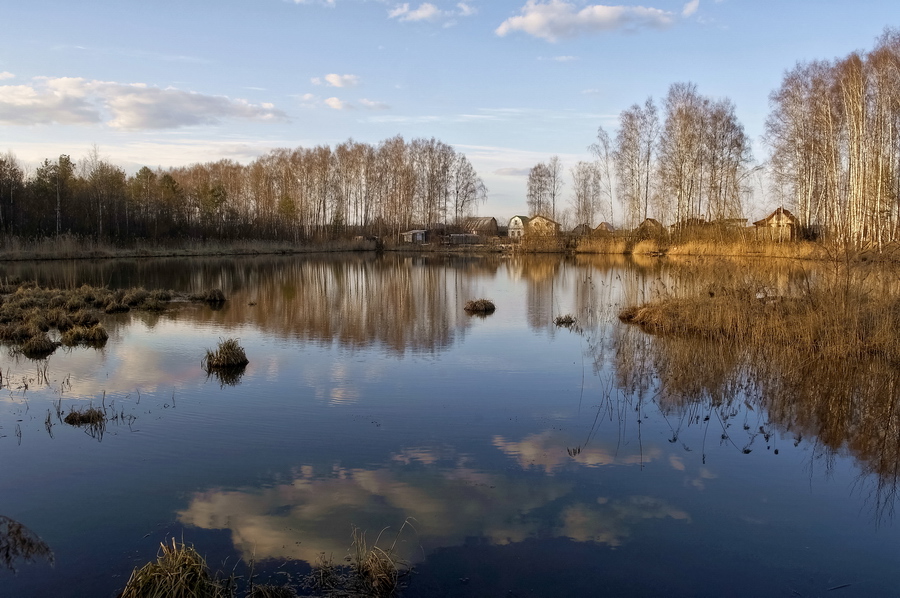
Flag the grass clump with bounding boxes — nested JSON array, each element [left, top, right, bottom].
[[19, 333, 58, 359], [554, 314, 576, 327], [63, 406, 105, 426], [60, 324, 109, 347], [464, 298, 496, 314], [120, 538, 230, 598], [203, 338, 249, 370]]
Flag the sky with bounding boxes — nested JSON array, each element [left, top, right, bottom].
[[0, 0, 898, 223]]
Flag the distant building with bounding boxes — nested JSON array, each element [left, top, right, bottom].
[[508, 215, 531, 239], [572, 223, 592, 236], [401, 229, 428, 244], [595, 222, 615, 234], [636, 218, 664, 237], [462, 217, 499, 237], [527, 215, 561, 236], [753, 207, 799, 241]]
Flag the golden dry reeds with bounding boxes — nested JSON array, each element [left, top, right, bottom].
[[63, 406, 105, 426], [119, 539, 230, 598]]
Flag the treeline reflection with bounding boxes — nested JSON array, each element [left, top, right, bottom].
[[613, 258, 900, 517]]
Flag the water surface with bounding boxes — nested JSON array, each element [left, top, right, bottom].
[[0, 253, 898, 597]]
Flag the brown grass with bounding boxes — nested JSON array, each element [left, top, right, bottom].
[[119, 539, 230, 598], [203, 338, 249, 370], [464, 299, 496, 313], [63, 406, 105, 426]]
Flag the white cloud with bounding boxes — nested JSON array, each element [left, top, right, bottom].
[[457, 2, 476, 16], [311, 74, 360, 88], [390, 3, 443, 21], [359, 98, 390, 110], [539, 55, 578, 62], [682, 0, 699, 17], [324, 97, 349, 110], [388, 2, 477, 23], [0, 72, 14, 81], [496, 0, 676, 42], [0, 77, 288, 129]]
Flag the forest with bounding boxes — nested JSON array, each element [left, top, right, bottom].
[[0, 137, 487, 244], [1, 30, 899, 249]]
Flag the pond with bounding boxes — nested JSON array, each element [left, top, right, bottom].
[[0, 253, 899, 597]]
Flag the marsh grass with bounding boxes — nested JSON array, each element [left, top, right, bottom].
[[203, 338, 249, 370], [615, 259, 900, 507], [120, 539, 232, 598], [0, 280, 218, 356], [305, 521, 414, 598], [554, 314, 577, 327], [464, 299, 496, 314]]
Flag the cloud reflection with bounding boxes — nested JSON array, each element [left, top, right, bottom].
[[178, 445, 689, 565]]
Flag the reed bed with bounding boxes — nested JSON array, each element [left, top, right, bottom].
[[0, 280, 227, 358]]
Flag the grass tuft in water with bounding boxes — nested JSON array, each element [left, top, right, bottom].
[[464, 298, 495, 313], [203, 338, 249, 370], [119, 538, 231, 598]]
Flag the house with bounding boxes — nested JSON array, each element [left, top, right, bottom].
[[595, 222, 615, 234], [635, 218, 664, 237], [572, 223, 592, 236], [462, 217, 499, 237], [401, 229, 428, 244], [528, 215, 561, 236], [508, 215, 530, 239], [753, 207, 799, 241]]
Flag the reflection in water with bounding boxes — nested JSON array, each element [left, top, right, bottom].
[[613, 258, 900, 519], [0, 516, 53, 573], [178, 442, 689, 564]]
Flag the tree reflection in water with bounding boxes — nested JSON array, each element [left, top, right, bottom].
[[613, 259, 900, 522], [0, 516, 53, 573]]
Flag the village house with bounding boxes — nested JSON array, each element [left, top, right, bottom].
[[595, 222, 615, 234], [508, 215, 530, 239], [753, 207, 799, 241], [462, 217, 499, 237], [571, 223, 592, 236]]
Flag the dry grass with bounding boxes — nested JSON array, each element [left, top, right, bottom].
[[19, 333, 58, 359], [63, 406, 105, 426], [61, 324, 109, 347], [203, 338, 249, 370], [554, 314, 577, 327], [120, 539, 230, 598], [464, 299, 496, 313]]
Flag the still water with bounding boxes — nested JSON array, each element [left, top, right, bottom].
[[0, 253, 898, 597]]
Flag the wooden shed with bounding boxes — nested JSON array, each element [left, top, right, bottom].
[[753, 207, 799, 241]]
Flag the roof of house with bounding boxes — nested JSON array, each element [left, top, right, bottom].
[[753, 207, 798, 227], [464, 217, 498, 230], [509, 215, 531, 225]]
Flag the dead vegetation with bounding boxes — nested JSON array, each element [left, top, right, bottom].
[[463, 299, 496, 314], [0, 279, 228, 358], [203, 338, 249, 370], [119, 539, 232, 598]]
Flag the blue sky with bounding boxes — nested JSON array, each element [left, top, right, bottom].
[[0, 0, 897, 222]]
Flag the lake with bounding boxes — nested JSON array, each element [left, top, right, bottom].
[[0, 252, 899, 597]]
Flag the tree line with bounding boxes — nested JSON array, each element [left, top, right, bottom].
[[527, 27, 900, 250], [527, 82, 753, 231], [0, 136, 487, 243], [767, 29, 900, 249]]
